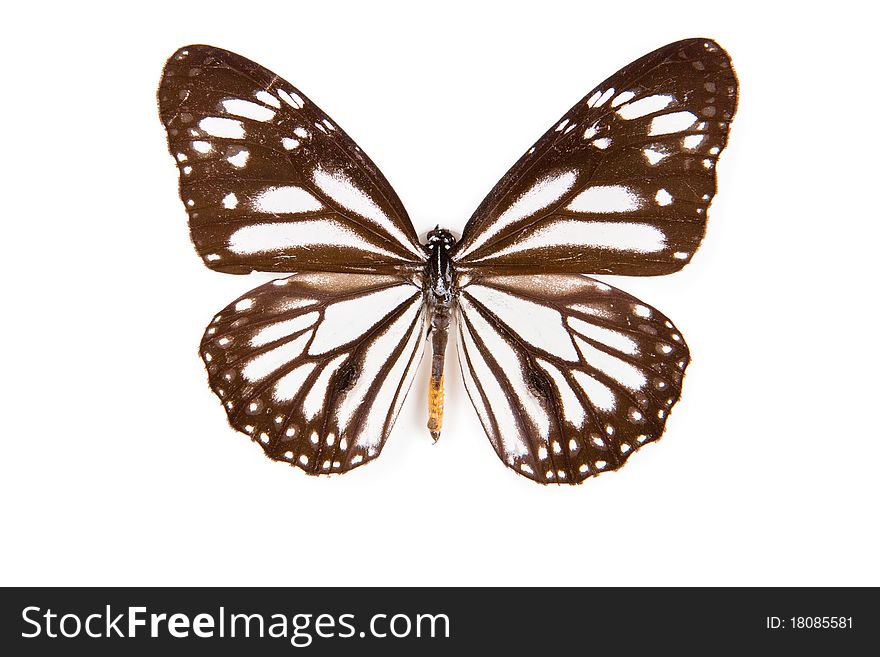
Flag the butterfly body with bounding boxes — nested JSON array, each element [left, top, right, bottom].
[[425, 228, 457, 440], [159, 39, 736, 484]]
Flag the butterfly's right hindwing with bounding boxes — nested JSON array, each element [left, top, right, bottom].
[[456, 274, 688, 483]]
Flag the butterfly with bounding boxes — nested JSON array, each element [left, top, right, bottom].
[[157, 38, 737, 484]]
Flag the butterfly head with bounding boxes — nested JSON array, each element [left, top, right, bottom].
[[425, 227, 457, 251]]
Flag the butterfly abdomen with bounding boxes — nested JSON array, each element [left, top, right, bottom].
[[427, 306, 451, 442]]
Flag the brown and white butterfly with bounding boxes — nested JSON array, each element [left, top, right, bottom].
[[157, 39, 737, 484]]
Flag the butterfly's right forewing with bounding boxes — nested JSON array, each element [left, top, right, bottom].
[[454, 39, 737, 275]]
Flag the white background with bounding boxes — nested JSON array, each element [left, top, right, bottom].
[[2, 0, 877, 587]]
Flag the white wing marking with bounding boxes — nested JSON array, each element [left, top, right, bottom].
[[567, 316, 639, 355], [302, 354, 347, 421], [648, 111, 698, 136], [473, 220, 667, 261], [252, 186, 324, 214], [465, 284, 579, 361], [227, 219, 401, 259], [336, 298, 425, 448], [566, 185, 643, 213], [610, 90, 635, 108], [456, 170, 578, 260], [242, 331, 312, 382], [250, 312, 320, 347], [198, 116, 246, 138], [311, 166, 425, 260], [220, 98, 276, 122], [459, 296, 551, 442], [616, 94, 673, 120], [277, 88, 304, 109], [536, 358, 586, 428], [458, 308, 529, 459], [572, 370, 617, 412], [273, 363, 316, 402], [254, 90, 281, 108], [573, 337, 647, 391], [309, 285, 418, 355]]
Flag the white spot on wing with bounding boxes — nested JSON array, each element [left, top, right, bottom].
[[222, 193, 238, 209], [610, 90, 635, 108], [655, 189, 673, 206], [226, 149, 249, 168], [221, 98, 276, 122], [649, 111, 698, 136], [255, 90, 281, 108], [643, 148, 667, 165], [595, 88, 615, 107], [567, 185, 642, 214], [616, 94, 674, 120], [253, 186, 324, 214], [278, 89, 304, 109], [199, 117, 246, 139]]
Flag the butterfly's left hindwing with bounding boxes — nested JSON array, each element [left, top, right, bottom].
[[456, 274, 688, 483], [201, 272, 427, 474], [158, 45, 426, 275]]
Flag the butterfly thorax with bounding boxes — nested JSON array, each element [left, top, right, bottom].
[[425, 227, 456, 306], [425, 228, 457, 441]]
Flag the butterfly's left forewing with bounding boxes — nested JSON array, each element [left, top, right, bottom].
[[202, 272, 427, 474], [158, 45, 426, 275], [456, 274, 688, 483]]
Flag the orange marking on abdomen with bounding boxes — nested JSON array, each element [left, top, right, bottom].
[[427, 375, 445, 440]]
